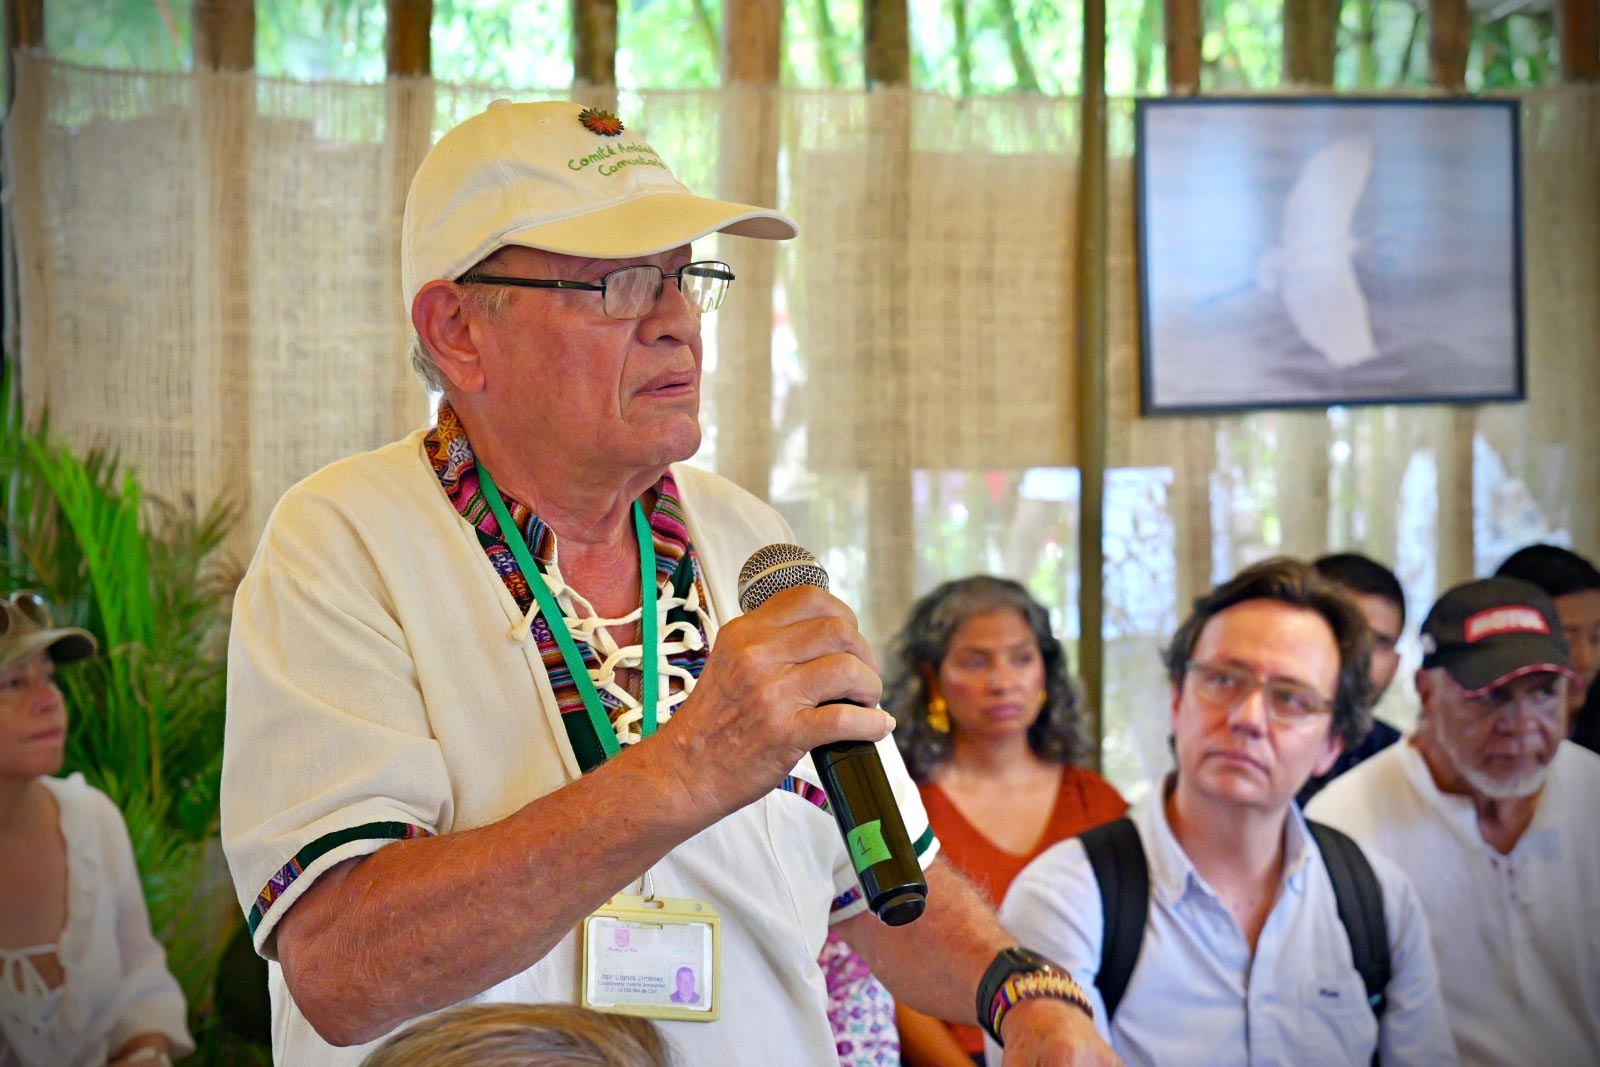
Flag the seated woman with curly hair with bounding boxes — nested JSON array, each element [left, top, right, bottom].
[[886, 576, 1126, 1066]]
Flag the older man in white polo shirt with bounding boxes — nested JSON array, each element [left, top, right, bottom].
[[1309, 576, 1600, 1067], [221, 100, 1111, 1066]]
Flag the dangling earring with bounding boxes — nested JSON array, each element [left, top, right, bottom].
[[926, 692, 950, 734], [1039, 691, 1050, 711]]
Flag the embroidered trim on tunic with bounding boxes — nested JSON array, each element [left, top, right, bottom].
[[779, 775, 832, 812], [248, 822, 432, 936], [832, 887, 864, 911]]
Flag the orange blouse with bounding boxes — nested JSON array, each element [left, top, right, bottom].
[[917, 766, 1127, 1057]]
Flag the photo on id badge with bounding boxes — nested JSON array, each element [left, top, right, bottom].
[[583, 908, 718, 1021]]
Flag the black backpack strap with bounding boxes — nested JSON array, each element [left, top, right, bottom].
[[1078, 817, 1149, 1022], [1307, 820, 1392, 1021]]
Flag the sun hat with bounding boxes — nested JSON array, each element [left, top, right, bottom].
[[0, 591, 96, 673], [1419, 577, 1577, 696], [400, 100, 797, 313]]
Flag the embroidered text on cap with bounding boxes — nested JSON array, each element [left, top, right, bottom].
[[1464, 607, 1550, 643]]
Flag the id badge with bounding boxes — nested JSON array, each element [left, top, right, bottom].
[[581, 894, 721, 1022]]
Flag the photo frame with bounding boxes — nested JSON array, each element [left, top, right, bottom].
[[1135, 97, 1524, 415]]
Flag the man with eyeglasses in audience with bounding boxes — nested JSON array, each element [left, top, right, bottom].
[[996, 558, 1456, 1066], [221, 100, 1111, 1066], [1308, 577, 1600, 1067], [1297, 552, 1408, 805]]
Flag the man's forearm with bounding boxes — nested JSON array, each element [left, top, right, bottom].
[[275, 731, 712, 1046], [845, 862, 1114, 1066], [838, 859, 1011, 1025], [264, 583, 898, 1048]]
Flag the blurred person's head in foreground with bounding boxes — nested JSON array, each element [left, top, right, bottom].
[[360, 1003, 671, 1067]]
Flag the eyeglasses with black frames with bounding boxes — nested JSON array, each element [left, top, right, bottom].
[[1185, 659, 1335, 728], [458, 261, 735, 320]]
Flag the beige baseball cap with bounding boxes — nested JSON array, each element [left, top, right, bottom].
[[400, 99, 798, 313]]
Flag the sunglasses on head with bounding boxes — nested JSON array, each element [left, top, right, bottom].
[[0, 592, 53, 638]]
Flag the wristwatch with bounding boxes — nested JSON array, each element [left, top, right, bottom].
[[976, 946, 1093, 1046]]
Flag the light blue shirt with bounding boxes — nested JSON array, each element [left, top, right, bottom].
[[994, 779, 1457, 1067]]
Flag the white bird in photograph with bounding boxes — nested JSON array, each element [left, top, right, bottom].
[[1255, 135, 1379, 368]]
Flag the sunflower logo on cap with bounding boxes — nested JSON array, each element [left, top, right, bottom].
[[579, 108, 625, 136]]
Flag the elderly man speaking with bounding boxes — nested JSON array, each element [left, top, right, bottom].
[[221, 101, 1110, 1066]]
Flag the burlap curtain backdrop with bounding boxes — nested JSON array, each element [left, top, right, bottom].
[[7, 51, 1598, 791]]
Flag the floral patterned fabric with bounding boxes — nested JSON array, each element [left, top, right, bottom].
[[820, 932, 899, 1066]]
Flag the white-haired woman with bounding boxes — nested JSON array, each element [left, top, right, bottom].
[[0, 592, 192, 1067]]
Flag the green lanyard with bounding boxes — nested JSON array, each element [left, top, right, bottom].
[[476, 462, 659, 760]]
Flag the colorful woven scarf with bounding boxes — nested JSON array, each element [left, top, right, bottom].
[[424, 401, 711, 771]]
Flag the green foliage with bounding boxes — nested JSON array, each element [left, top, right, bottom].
[[256, 0, 386, 81], [43, 0, 189, 71], [1470, 12, 1559, 90], [36, 0, 1566, 96], [0, 382, 240, 1036], [788, 0, 864, 86], [621, 0, 723, 87], [433, 0, 573, 87]]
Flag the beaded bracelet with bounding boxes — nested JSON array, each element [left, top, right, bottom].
[[986, 967, 1095, 1043]]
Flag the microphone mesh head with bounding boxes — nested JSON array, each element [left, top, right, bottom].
[[738, 544, 829, 614]]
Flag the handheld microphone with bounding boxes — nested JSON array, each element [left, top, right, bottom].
[[737, 544, 928, 927]]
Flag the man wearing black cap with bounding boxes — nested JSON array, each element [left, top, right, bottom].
[[1308, 577, 1600, 1067]]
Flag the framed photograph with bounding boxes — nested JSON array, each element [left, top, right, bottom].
[[1135, 97, 1524, 415]]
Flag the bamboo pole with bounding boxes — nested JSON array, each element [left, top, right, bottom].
[[1077, 0, 1109, 766], [573, 0, 617, 87], [1283, 0, 1340, 85], [860, 0, 914, 640], [865, 0, 910, 86], [1427, 0, 1477, 588], [1163, 0, 1202, 93], [1274, 414, 1332, 556], [192, 0, 256, 544], [387, 0, 432, 77], [3, 0, 44, 392], [4, 0, 42, 107], [1556, 0, 1599, 82], [385, 0, 435, 431], [1161, 0, 1213, 612], [724, 0, 781, 81], [1428, 0, 1471, 91], [194, 0, 255, 70], [716, 0, 782, 500]]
